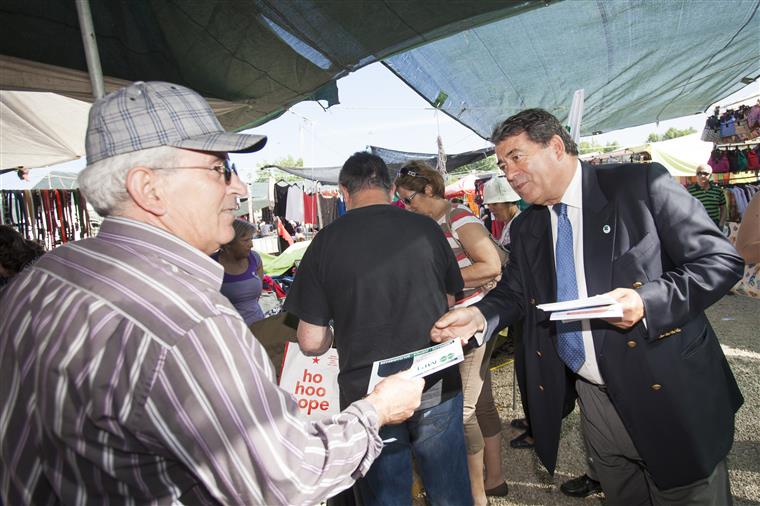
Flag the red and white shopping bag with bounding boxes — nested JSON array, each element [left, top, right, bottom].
[[279, 342, 340, 419]]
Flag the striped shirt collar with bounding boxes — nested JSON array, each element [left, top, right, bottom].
[[96, 216, 224, 291]]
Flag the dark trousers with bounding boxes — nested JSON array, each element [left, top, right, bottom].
[[575, 378, 732, 506]]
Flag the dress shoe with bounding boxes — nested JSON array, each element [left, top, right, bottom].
[[510, 418, 529, 431], [485, 482, 508, 497], [509, 431, 534, 449], [560, 474, 603, 498]]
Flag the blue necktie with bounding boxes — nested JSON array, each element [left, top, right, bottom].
[[553, 203, 585, 372]]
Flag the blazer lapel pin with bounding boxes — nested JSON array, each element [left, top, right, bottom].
[[602, 224, 611, 234]]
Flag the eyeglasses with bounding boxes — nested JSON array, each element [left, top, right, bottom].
[[401, 191, 418, 205], [154, 159, 238, 184], [396, 167, 428, 205], [696, 172, 711, 177]]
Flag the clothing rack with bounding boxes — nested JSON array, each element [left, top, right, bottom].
[[723, 181, 759, 187], [1, 189, 92, 249], [713, 172, 759, 186], [714, 139, 760, 149]]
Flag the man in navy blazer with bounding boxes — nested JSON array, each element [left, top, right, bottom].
[[432, 109, 744, 504]]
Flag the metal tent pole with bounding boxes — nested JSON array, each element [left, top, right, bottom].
[[75, 0, 105, 99], [248, 179, 254, 223], [567, 89, 585, 144]]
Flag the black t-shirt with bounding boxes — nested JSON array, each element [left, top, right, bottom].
[[283, 204, 464, 409], [274, 184, 289, 217]]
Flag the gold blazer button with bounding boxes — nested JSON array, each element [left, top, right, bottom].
[[632, 281, 643, 289], [651, 384, 662, 391], [627, 340, 637, 348]]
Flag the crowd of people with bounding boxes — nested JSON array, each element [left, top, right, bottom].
[[0, 81, 757, 506]]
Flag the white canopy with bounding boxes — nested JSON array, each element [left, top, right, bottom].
[[645, 134, 714, 177], [0, 90, 90, 169], [580, 134, 713, 177]]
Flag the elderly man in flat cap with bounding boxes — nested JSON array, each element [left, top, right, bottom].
[[0, 81, 423, 506]]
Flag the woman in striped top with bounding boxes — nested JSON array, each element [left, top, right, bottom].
[[395, 161, 502, 506]]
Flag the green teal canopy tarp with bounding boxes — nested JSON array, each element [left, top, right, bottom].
[[260, 240, 311, 277], [385, 0, 760, 137], [0, 0, 549, 131]]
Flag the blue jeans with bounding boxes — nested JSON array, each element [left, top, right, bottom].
[[355, 392, 472, 506]]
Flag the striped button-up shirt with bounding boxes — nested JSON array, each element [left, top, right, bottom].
[[0, 217, 382, 505]]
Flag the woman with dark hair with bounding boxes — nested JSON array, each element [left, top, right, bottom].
[[395, 161, 503, 505], [0, 225, 45, 289], [212, 219, 265, 325]]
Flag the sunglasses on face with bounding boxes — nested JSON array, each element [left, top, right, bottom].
[[401, 191, 418, 205], [396, 167, 429, 205], [697, 172, 711, 177], [155, 159, 238, 184]]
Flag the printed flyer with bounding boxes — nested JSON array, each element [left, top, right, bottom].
[[366, 340, 464, 394]]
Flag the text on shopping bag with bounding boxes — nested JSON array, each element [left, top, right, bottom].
[[279, 342, 340, 418]]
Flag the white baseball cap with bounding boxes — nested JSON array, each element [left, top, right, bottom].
[[483, 176, 520, 204]]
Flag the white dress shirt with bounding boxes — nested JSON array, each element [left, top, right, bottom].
[[549, 160, 605, 385]]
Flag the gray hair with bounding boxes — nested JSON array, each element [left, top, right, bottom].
[[491, 108, 579, 156], [77, 146, 183, 216]]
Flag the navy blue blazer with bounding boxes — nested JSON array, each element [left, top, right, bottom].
[[477, 162, 744, 489]]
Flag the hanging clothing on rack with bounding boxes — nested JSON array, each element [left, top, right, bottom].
[[303, 192, 318, 225], [336, 197, 346, 217], [273, 182, 290, 217], [0, 189, 92, 248], [318, 194, 338, 228], [285, 185, 304, 223]]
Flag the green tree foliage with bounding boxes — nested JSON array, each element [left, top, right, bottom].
[[454, 155, 498, 175], [646, 127, 696, 143], [579, 139, 621, 154], [254, 156, 304, 182]]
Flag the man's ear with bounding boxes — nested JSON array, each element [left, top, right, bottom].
[[424, 184, 434, 196], [125, 166, 168, 216], [549, 134, 567, 160]]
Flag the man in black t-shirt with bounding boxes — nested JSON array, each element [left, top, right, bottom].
[[284, 152, 472, 506]]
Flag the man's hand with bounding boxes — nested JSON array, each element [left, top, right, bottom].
[[365, 372, 424, 426], [431, 306, 486, 345], [603, 287, 645, 329]]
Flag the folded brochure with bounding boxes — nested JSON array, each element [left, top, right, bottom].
[[366, 340, 464, 394], [537, 294, 622, 322]]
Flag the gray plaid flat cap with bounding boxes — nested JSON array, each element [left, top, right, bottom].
[[85, 81, 266, 163]]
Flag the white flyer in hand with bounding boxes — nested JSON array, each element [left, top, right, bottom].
[[366, 340, 464, 394], [537, 294, 622, 322], [536, 294, 617, 312], [550, 304, 623, 322]]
